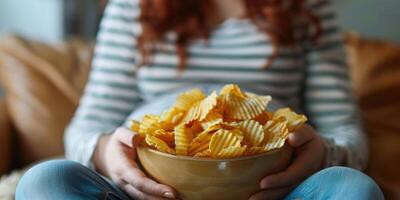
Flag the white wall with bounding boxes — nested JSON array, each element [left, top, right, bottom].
[[0, 0, 64, 42], [0, 0, 399, 42]]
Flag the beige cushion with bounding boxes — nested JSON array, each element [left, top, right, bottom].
[[0, 36, 92, 166], [346, 32, 400, 200]]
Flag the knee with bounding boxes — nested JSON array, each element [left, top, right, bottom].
[[16, 160, 88, 200], [316, 167, 384, 200]]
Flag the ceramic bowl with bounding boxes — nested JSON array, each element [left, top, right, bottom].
[[137, 145, 292, 200]]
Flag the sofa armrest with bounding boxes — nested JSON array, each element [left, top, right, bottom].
[[0, 95, 12, 175]]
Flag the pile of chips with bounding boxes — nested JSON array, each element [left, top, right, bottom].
[[130, 84, 307, 158]]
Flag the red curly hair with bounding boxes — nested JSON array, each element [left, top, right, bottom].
[[137, 0, 321, 70]]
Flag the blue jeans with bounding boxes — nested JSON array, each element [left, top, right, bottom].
[[16, 160, 384, 200]]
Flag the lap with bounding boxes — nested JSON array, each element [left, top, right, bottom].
[[285, 166, 384, 200], [17, 161, 383, 200], [16, 160, 131, 200]]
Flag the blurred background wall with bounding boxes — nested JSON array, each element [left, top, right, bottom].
[[0, 0, 400, 42], [0, 0, 64, 42], [0, 0, 105, 42], [335, 0, 400, 43]]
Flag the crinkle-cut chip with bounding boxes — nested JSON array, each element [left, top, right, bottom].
[[130, 120, 140, 133], [154, 129, 175, 145], [220, 84, 247, 98], [229, 128, 245, 142], [205, 122, 238, 134], [133, 84, 307, 157], [145, 135, 175, 154], [273, 108, 308, 131], [263, 117, 289, 151], [237, 120, 265, 146], [220, 93, 272, 120], [253, 111, 271, 125], [244, 146, 264, 156], [189, 141, 210, 156], [200, 111, 224, 130], [139, 115, 164, 135], [264, 137, 287, 151], [217, 145, 247, 158], [160, 107, 184, 125], [209, 129, 242, 157], [174, 89, 206, 111], [189, 121, 203, 135], [188, 129, 214, 155], [244, 92, 258, 97], [182, 91, 218, 123], [190, 131, 212, 147], [194, 149, 211, 158], [201, 118, 223, 131], [174, 124, 194, 155]]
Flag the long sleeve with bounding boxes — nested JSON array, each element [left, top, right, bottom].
[[303, 0, 368, 169], [64, 0, 141, 167]]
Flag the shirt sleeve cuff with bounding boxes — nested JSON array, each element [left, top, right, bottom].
[[322, 136, 347, 168]]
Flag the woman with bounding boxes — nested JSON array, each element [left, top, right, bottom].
[[16, 0, 384, 199]]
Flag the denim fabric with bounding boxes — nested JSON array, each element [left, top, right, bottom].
[[16, 160, 130, 200], [284, 167, 385, 200], [16, 160, 384, 200]]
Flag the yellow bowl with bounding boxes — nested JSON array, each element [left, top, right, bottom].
[[137, 146, 292, 200]]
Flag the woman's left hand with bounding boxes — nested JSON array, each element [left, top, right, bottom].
[[249, 124, 327, 200]]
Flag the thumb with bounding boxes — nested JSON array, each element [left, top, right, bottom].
[[114, 127, 142, 148], [287, 125, 314, 147]]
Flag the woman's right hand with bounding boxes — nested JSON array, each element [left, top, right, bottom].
[[93, 127, 178, 200]]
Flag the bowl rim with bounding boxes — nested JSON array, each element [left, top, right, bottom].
[[137, 144, 291, 162]]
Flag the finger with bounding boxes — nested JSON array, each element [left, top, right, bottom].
[[249, 186, 296, 200], [287, 125, 314, 147], [114, 127, 138, 148], [123, 168, 177, 199], [122, 184, 172, 200], [260, 150, 312, 189]]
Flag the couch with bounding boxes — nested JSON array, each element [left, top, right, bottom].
[[0, 33, 399, 199]]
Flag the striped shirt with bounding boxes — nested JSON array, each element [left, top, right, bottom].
[[65, 0, 368, 170]]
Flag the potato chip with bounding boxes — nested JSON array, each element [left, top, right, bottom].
[[236, 120, 264, 146], [229, 128, 245, 142], [174, 124, 194, 155], [154, 129, 175, 145], [209, 129, 242, 157], [253, 111, 271, 125], [132, 84, 308, 158], [200, 111, 224, 130], [220, 93, 272, 120], [220, 84, 247, 98], [139, 115, 164, 135], [217, 145, 247, 158], [174, 89, 205, 110], [160, 107, 184, 125], [182, 91, 218, 123], [263, 117, 289, 151], [189, 121, 204, 135], [130, 120, 140, 133], [188, 131, 212, 155], [244, 146, 264, 156], [194, 149, 212, 158], [273, 108, 307, 131], [145, 134, 175, 154]]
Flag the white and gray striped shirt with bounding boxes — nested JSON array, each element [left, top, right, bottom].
[[65, 0, 368, 170]]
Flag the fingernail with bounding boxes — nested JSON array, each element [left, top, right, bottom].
[[163, 191, 175, 199]]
